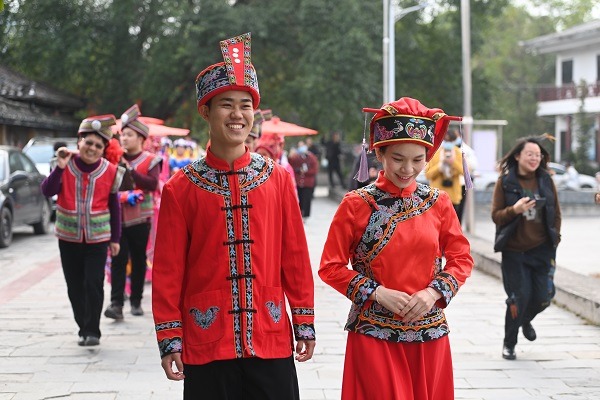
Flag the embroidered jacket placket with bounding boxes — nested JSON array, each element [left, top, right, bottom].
[[155, 152, 315, 364], [185, 155, 274, 359]]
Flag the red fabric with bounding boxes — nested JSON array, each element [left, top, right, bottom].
[[342, 333, 454, 400], [255, 132, 284, 161], [104, 138, 123, 165], [56, 157, 119, 243], [152, 149, 314, 365], [320, 173, 473, 299], [288, 152, 318, 188]]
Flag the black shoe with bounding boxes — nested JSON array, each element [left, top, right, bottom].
[[131, 304, 144, 316], [104, 304, 124, 320], [502, 345, 516, 360], [77, 336, 85, 346], [83, 336, 100, 346], [522, 322, 537, 341]]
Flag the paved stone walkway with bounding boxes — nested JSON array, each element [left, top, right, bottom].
[[1, 189, 599, 399]]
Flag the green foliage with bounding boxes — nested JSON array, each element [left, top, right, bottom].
[[573, 80, 596, 175], [0, 0, 598, 154]]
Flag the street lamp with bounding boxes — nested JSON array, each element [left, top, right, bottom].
[[383, 1, 429, 103]]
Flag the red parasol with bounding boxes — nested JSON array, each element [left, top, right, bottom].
[[260, 116, 318, 137], [112, 117, 189, 137]]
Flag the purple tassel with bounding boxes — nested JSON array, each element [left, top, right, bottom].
[[354, 146, 369, 182], [462, 150, 473, 190]]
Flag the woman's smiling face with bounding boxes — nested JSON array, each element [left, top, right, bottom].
[[78, 133, 106, 165], [376, 142, 427, 189]]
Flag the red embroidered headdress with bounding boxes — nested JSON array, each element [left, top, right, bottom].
[[195, 32, 260, 111]]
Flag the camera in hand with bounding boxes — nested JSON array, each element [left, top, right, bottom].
[[442, 178, 453, 187], [57, 149, 70, 158]]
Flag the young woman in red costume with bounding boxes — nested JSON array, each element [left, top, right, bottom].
[[320, 97, 474, 400]]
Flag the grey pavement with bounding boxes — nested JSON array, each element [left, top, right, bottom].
[[1, 187, 600, 399]]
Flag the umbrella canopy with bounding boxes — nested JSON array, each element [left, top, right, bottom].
[[260, 116, 318, 137], [112, 117, 189, 137]]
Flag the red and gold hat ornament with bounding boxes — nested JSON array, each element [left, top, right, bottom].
[[363, 97, 461, 160], [121, 104, 149, 138], [78, 114, 117, 142], [195, 32, 260, 111]]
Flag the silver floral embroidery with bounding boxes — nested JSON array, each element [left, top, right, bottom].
[[189, 306, 220, 329], [265, 301, 282, 323]]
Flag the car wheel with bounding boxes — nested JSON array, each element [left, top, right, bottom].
[[33, 200, 52, 235], [0, 207, 13, 248]]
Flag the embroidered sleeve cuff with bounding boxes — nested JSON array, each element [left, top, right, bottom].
[[346, 274, 379, 306], [158, 337, 183, 358], [430, 272, 459, 306], [294, 323, 316, 341]]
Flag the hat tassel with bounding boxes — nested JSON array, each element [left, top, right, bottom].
[[462, 150, 473, 190], [354, 113, 370, 183], [354, 144, 369, 183]]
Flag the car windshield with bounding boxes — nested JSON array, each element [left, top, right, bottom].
[[24, 144, 54, 163], [24, 141, 78, 163]]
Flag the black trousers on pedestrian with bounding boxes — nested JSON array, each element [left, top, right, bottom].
[[110, 222, 150, 307], [183, 356, 299, 400], [501, 242, 556, 347], [58, 239, 108, 339], [297, 186, 315, 218], [328, 161, 344, 188]]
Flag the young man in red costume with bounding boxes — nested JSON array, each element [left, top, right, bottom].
[[105, 104, 162, 319], [320, 97, 474, 400], [151, 33, 316, 399]]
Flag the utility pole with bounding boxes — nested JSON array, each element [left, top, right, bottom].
[[461, 0, 474, 234]]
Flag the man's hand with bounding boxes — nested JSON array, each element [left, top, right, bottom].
[[295, 340, 315, 362], [161, 353, 185, 381]]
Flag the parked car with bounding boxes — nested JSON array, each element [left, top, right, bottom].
[[473, 162, 596, 191], [547, 162, 596, 190], [0, 146, 52, 248], [23, 136, 79, 177], [22, 137, 79, 219]]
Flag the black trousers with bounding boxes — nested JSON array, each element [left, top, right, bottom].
[[183, 356, 299, 400], [110, 222, 150, 307], [297, 186, 315, 218], [327, 161, 344, 188], [501, 242, 556, 347], [58, 239, 108, 338]]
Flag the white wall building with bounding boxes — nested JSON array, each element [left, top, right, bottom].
[[521, 19, 600, 164]]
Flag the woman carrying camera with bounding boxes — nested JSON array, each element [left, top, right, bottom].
[[41, 115, 124, 347], [425, 129, 464, 218], [491, 137, 561, 360]]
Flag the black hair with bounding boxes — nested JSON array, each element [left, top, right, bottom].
[[498, 137, 549, 175]]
